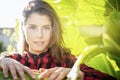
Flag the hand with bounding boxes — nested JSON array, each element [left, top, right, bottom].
[[0, 58, 35, 80], [38, 67, 71, 80]]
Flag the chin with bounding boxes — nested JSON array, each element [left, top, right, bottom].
[[36, 49, 46, 52]]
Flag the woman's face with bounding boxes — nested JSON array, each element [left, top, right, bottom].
[[23, 13, 52, 54]]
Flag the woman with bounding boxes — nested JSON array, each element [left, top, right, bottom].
[[0, 0, 116, 80]]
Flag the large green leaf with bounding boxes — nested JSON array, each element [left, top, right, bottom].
[[46, 0, 87, 56], [46, 0, 120, 79]]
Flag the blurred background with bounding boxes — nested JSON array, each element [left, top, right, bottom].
[[0, 0, 120, 79], [0, 0, 30, 53]]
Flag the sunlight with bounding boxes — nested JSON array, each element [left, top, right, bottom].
[[0, 0, 30, 28]]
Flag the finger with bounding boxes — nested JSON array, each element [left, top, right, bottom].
[[2, 64, 9, 78], [38, 67, 58, 79], [31, 69, 39, 75], [49, 68, 70, 80], [39, 68, 46, 73], [77, 70, 84, 80], [8, 63, 18, 80], [48, 70, 59, 80], [1, 58, 9, 78], [17, 70, 26, 80], [23, 66, 35, 79], [55, 68, 70, 80], [38, 69, 51, 78], [15, 64, 26, 80]]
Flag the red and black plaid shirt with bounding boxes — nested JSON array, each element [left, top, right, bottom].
[[5, 51, 117, 80]]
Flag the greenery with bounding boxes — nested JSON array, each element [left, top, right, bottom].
[[65, 0, 120, 80], [0, 41, 6, 53]]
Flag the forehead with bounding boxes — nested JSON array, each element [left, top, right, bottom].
[[25, 12, 51, 25]]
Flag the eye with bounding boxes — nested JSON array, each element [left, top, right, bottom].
[[43, 25, 51, 30], [28, 24, 37, 30]]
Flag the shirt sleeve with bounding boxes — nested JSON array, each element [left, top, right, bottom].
[[80, 64, 117, 80], [4, 53, 21, 60]]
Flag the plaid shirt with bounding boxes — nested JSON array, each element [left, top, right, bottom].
[[5, 51, 117, 80]]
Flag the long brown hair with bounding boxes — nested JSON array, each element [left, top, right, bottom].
[[17, 0, 70, 62]]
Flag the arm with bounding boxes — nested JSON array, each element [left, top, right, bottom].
[[80, 64, 117, 80], [38, 64, 117, 80]]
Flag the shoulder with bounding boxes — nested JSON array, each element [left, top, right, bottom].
[[0, 51, 27, 58]]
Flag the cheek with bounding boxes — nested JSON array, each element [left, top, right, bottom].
[[26, 35, 32, 42], [47, 33, 52, 44], [48, 33, 54, 47], [48, 32, 52, 41], [24, 31, 33, 43]]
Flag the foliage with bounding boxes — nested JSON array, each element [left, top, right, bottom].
[[7, 19, 19, 52], [46, 0, 88, 56], [104, 0, 120, 16], [67, 0, 120, 80], [0, 41, 6, 53]]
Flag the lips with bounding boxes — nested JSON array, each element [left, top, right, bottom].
[[34, 41, 44, 45]]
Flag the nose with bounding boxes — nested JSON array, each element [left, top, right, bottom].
[[36, 28, 43, 38]]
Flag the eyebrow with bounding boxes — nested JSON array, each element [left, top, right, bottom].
[[26, 24, 51, 27]]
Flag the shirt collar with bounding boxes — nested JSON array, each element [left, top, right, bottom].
[[28, 49, 50, 58]]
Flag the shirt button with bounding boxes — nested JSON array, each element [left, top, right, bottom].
[[34, 55, 37, 58]]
